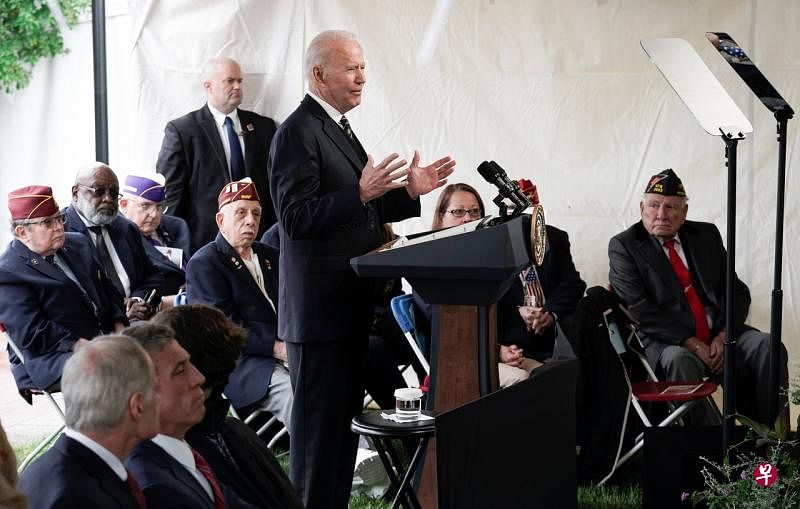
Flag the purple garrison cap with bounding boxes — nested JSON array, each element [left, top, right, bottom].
[[122, 172, 166, 202]]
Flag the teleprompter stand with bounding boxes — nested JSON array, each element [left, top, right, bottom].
[[641, 37, 753, 454], [706, 31, 795, 427]]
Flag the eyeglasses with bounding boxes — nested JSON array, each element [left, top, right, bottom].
[[134, 201, 167, 214], [20, 213, 66, 229], [78, 184, 121, 199], [446, 208, 482, 218]]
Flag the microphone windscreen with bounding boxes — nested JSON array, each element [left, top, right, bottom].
[[477, 161, 498, 181]]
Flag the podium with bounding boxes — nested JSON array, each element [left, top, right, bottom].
[[351, 215, 532, 507]]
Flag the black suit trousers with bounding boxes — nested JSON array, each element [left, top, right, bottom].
[[287, 337, 369, 509]]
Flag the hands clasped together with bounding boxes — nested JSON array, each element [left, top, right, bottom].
[[517, 305, 554, 335], [689, 331, 725, 375], [358, 150, 456, 203]]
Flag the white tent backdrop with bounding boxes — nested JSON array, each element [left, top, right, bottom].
[[1, 0, 799, 381]]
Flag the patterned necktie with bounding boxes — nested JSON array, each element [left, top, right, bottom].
[[339, 115, 367, 163], [45, 254, 99, 318], [663, 239, 711, 342], [223, 116, 245, 181], [125, 469, 146, 509], [192, 448, 226, 509], [88, 225, 125, 296]]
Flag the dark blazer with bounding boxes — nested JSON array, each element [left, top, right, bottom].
[[18, 435, 140, 509], [141, 214, 191, 295], [63, 205, 163, 301], [0, 233, 126, 393], [497, 225, 586, 353], [126, 439, 255, 509], [157, 105, 278, 253], [186, 398, 304, 509], [608, 220, 752, 360], [268, 94, 420, 343], [186, 234, 280, 408]]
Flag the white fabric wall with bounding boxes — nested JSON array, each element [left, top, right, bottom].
[[1, 0, 798, 371]]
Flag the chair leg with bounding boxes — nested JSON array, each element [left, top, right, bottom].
[[267, 425, 288, 449], [17, 423, 64, 474]]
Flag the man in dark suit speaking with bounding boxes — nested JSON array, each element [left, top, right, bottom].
[[18, 335, 159, 509], [609, 168, 788, 425], [268, 30, 456, 508], [157, 57, 278, 253]]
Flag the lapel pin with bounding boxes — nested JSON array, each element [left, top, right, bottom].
[[246, 123, 254, 132], [265, 260, 272, 270], [231, 256, 243, 269]]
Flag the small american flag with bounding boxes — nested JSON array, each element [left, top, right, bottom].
[[520, 264, 545, 307]]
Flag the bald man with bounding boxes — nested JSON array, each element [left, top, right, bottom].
[[157, 56, 278, 252], [63, 163, 163, 321]]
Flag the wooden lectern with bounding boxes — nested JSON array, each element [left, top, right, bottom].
[[351, 215, 532, 507]]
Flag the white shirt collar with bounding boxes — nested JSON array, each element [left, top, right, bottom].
[[308, 91, 347, 124], [64, 428, 127, 481], [151, 433, 196, 470], [208, 104, 241, 131]]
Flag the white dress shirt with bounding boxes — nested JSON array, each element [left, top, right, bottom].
[[64, 428, 127, 481], [150, 434, 214, 500]]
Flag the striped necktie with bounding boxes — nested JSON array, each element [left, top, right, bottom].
[[192, 448, 226, 509]]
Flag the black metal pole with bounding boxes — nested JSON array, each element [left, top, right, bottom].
[[92, 0, 108, 163], [723, 134, 740, 456], [766, 115, 789, 423]]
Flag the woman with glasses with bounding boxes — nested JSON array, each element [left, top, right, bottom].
[[432, 182, 485, 229]]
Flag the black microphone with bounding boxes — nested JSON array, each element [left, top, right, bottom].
[[476, 161, 530, 214]]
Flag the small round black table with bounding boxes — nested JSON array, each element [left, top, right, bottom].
[[351, 410, 436, 509]]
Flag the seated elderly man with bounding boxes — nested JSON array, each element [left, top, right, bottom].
[[0, 185, 127, 398], [186, 178, 292, 427], [119, 172, 191, 308], [63, 162, 163, 321], [152, 304, 304, 509], [123, 323, 255, 508], [609, 168, 788, 425], [18, 335, 158, 509]]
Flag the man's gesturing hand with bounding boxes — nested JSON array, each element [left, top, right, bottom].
[[406, 151, 456, 199], [358, 153, 409, 203]]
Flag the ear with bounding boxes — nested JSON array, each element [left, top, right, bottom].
[[313, 65, 324, 84], [118, 197, 128, 211], [71, 185, 79, 203], [128, 392, 144, 420], [215, 211, 225, 230], [14, 224, 27, 239]]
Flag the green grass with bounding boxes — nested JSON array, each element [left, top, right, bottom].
[[12, 436, 52, 468], [577, 483, 642, 509]]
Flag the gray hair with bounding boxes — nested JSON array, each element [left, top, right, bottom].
[[74, 161, 113, 186], [201, 56, 240, 84], [304, 30, 359, 83], [641, 193, 690, 204], [121, 323, 176, 355], [62, 335, 154, 433]]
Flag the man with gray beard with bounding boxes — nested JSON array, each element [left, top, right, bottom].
[[64, 162, 163, 320]]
